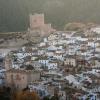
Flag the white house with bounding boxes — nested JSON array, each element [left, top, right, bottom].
[[39, 42, 46, 47], [47, 45, 57, 51], [91, 27, 100, 34], [95, 40, 100, 47], [64, 55, 76, 67], [39, 57, 49, 66], [48, 34, 58, 41], [46, 51, 54, 57], [38, 50, 46, 55], [43, 38, 48, 42], [95, 46, 100, 52], [53, 52, 64, 61], [32, 61, 42, 70], [48, 40, 58, 46], [88, 40, 95, 47], [48, 61, 58, 70]]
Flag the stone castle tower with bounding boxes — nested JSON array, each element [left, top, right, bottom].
[[30, 13, 45, 30], [28, 13, 55, 38]]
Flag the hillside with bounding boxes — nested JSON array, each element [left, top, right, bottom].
[[0, 0, 100, 32]]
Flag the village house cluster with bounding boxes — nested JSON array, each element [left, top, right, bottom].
[[0, 25, 99, 99], [0, 13, 100, 99]]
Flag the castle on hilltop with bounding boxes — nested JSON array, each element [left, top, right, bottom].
[[28, 13, 55, 37]]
